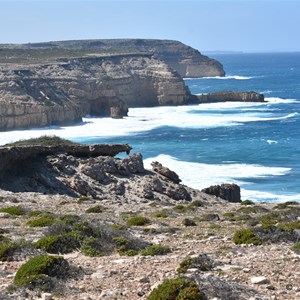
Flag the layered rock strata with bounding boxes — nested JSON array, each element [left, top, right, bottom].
[[0, 53, 190, 130], [196, 91, 265, 103]]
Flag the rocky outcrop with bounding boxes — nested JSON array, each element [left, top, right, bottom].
[[196, 91, 265, 103], [151, 161, 181, 184], [0, 53, 191, 130], [0, 143, 132, 178], [4, 39, 225, 78], [202, 183, 241, 202], [0, 138, 191, 201]]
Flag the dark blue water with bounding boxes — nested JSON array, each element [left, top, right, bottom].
[[75, 53, 300, 202]]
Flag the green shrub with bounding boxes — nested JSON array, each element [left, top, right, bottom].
[[35, 233, 82, 254], [26, 217, 57, 227], [177, 254, 214, 273], [113, 237, 130, 246], [277, 221, 300, 233], [233, 228, 262, 245], [77, 196, 90, 204], [116, 246, 138, 256], [0, 206, 25, 216], [188, 200, 202, 208], [14, 255, 69, 289], [0, 240, 33, 261], [291, 243, 300, 254], [110, 224, 125, 231], [174, 205, 187, 213], [273, 201, 299, 210], [85, 205, 104, 214], [147, 277, 204, 300], [126, 216, 150, 226], [183, 218, 196, 227], [237, 206, 269, 214], [80, 237, 103, 257], [113, 237, 139, 256], [241, 200, 255, 206], [59, 214, 80, 225], [260, 214, 281, 230], [72, 221, 95, 236], [223, 212, 236, 221], [140, 244, 171, 256], [29, 210, 52, 217], [6, 135, 78, 147], [152, 210, 169, 218]]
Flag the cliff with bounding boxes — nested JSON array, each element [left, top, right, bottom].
[[0, 53, 191, 130], [1, 39, 225, 78]]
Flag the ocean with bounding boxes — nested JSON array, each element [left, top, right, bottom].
[[1, 52, 300, 202]]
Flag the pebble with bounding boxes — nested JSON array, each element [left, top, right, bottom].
[[137, 275, 150, 283], [243, 268, 251, 273], [250, 276, 270, 284], [41, 293, 53, 300]]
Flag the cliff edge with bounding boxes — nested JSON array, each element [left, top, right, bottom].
[[1, 39, 225, 78], [0, 53, 190, 130]]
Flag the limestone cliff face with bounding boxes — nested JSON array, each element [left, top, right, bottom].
[[7, 39, 225, 78], [0, 54, 190, 130]]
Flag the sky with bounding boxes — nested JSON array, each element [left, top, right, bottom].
[[0, 0, 299, 53]]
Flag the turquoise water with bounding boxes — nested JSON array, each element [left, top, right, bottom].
[[1, 53, 299, 202]]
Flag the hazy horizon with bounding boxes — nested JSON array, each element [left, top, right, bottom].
[[0, 0, 299, 53]]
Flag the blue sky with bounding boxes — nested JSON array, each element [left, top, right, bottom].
[[0, 0, 299, 52]]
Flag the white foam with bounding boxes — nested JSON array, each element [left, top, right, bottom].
[[265, 97, 299, 104], [266, 140, 278, 144], [144, 154, 294, 202], [242, 189, 300, 203], [0, 103, 297, 146], [144, 154, 290, 188]]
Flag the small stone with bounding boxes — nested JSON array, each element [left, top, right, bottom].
[[137, 291, 145, 297], [138, 276, 150, 283], [42, 293, 53, 300], [250, 276, 270, 284], [243, 268, 251, 273]]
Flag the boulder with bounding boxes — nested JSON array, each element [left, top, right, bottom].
[[201, 183, 241, 202], [151, 161, 181, 184]]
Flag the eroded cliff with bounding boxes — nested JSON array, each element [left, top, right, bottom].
[[0, 53, 191, 130]]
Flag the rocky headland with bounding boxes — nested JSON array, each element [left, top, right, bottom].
[[0, 39, 267, 131], [0, 137, 299, 300], [0, 39, 225, 78]]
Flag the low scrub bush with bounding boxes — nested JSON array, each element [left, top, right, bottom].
[[147, 277, 204, 300], [80, 237, 103, 257], [14, 255, 69, 290], [183, 218, 196, 226], [291, 243, 300, 254], [233, 228, 262, 245], [35, 233, 82, 254], [26, 217, 57, 227], [126, 216, 150, 226], [0, 206, 25, 216], [85, 205, 104, 214], [177, 254, 214, 273], [140, 244, 171, 256]]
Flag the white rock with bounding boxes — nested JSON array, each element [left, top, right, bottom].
[[250, 276, 270, 284], [42, 293, 53, 300]]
